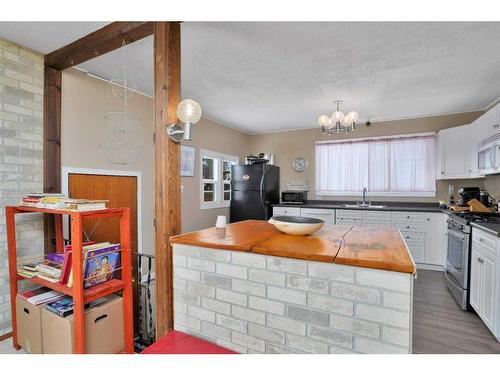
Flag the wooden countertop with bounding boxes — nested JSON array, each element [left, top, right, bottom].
[[171, 220, 416, 274], [170, 220, 281, 251], [252, 225, 352, 263], [335, 225, 416, 274]]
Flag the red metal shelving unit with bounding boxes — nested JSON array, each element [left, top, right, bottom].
[[6, 205, 134, 354]]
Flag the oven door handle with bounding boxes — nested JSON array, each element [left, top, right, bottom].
[[445, 270, 464, 291]]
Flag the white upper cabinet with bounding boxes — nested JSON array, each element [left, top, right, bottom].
[[467, 121, 483, 178], [479, 102, 500, 141], [437, 124, 470, 179]]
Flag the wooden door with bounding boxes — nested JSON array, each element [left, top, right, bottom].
[[68, 173, 140, 335], [68, 173, 138, 249]]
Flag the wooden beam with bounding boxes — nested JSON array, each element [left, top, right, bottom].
[[43, 66, 62, 253], [45, 22, 154, 70], [154, 22, 182, 338]]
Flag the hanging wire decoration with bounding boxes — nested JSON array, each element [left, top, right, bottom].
[[101, 40, 145, 165]]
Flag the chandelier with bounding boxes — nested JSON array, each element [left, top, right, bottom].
[[318, 100, 359, 135]]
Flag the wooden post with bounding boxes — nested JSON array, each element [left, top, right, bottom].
[[120, 208, 135, 353], [6, 207, 21, 350], [43, 66, 62, 254], [154, 21, 181, 338]]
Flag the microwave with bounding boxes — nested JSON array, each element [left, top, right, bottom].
[[281, 190, 308, 205], [478, 137, 500, 175]]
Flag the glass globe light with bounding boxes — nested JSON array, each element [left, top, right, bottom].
[[175, 99, 202, 141], [345, 111, 359, 124], [176, 99, 202, 125], [332, 110, 345, 124], [318, 114, 330, 127]]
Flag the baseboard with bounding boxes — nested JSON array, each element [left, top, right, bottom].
[[416, 263, 445, 271], [0, 332, 13, 342]]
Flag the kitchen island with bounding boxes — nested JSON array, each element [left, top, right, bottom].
[[170, 220, 416, 354]]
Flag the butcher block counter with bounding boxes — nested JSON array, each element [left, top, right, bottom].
[[170, 220, 415, 354], [171, 220, 416, 274]]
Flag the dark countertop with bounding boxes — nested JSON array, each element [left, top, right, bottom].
[[471, 222, 500, 237], [273, 200, 449, 213]]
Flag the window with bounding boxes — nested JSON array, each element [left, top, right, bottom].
[[200, 149, 238, 209], [315, 134, 436, 197]]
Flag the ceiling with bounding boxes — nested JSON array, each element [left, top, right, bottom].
[[1, 22, 499, 134]]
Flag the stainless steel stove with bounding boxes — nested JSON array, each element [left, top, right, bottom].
[[446, 211, 500, 310]]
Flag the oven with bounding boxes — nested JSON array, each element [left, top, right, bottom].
[[445, 218, 471, 310]]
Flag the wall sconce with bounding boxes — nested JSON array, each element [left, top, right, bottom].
[[167, 99, 202, 142]]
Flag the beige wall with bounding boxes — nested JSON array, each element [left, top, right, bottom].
[[61, 69, 155, 252], [180, 121, 249, 232], [61, 69, 250, 243], [248, 111, 487, 202]]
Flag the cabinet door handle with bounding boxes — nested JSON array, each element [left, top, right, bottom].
[[406, 225, 410, 229], [479, 238, 484, 242], [441, 171, 444, 174], [494, 124, 499, 129]]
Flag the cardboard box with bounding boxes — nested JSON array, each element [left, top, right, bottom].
[[42, 294, 124, 354], [16, 295, 44, 354]]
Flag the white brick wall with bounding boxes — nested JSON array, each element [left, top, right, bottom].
[[173, 244, 414, 354], [0, 38, 44, 335]]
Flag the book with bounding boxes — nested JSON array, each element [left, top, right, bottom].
[[22, 197, 41, 203], [67, 242, 114, 287], [27, 193, 66, 198], [37, 273, 60, 283], [22, 263, 38, 272], [17, 269, 38, 278], [18, 287, 51, 300], [63, 199, 108, 211], [47, 253, 65, 264], [36, 262, 62, 278], [45, 297, 77, 317], [26, 290, 64, 305], [83, 244, 121, 288], [59, 250, 72, 284]]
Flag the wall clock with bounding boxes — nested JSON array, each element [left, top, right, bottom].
[[292, 157, 308, 172]]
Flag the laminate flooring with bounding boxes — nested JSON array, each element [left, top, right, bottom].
[[413, 269, 500, 354]]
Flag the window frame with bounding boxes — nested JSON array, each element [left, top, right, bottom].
[[200, 149, 239, 209], [315, 132, 437, 198]]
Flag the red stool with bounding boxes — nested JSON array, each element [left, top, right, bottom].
[[142, 330, 237, 354]]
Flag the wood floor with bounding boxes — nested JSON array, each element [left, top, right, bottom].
[[413, 269, 500, 354]]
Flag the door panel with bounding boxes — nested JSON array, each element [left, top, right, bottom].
[[470, 246, 481, 313], [481, 253, 496, 331], [231, 164, 265, 191], [68, 173, 138, 251], [230, 190, 266, 222]]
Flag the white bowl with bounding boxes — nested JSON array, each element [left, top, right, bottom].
[[268, 216, 324, 236]]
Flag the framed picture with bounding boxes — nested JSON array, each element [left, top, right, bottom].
[[181, 145, 196, 177]]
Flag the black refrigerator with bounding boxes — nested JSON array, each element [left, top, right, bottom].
[[230, 164, 280, 223]]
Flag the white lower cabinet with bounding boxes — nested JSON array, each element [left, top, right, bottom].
[[276, 206, 448, 269], [299, 208, 335, 225], [272, 206, 301, 217], [470, 228, 499, 340]]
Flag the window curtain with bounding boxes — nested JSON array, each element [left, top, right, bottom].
[[315, 135, 436, 196]]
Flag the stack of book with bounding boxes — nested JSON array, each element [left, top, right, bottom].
[[20, 193, 67, 209], [20, 193, 108, 211], [18, 287, 64, 305], [35, 259, 63, 283], [17, 263, 38, 278]]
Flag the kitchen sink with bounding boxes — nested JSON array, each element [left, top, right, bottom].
[[342, 204, 387, 209]]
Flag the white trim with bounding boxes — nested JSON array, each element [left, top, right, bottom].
[[200, 149, 239, 210], [61, 166, 143, 253], [315, 131, 436, 145]]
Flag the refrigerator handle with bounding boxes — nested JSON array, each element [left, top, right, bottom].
[[259, 165, 267, 209]]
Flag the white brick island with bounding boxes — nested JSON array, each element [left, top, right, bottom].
[[171, 221, 415, 354]]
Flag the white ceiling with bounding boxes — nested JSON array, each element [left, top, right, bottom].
[[1, 22, 499, 134]]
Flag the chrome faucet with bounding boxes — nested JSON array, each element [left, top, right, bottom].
[[358, 187, 370, 207]]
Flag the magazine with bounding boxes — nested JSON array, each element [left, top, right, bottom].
[[83, 244, 121, 288]]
